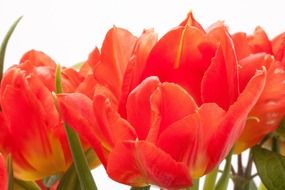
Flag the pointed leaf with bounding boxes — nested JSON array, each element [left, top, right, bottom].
[[55, 65, 97, 190], [57, 149, 99, 190], [57, 164, 80, 190], [253, 146, 285, 190], [0, 16, 22, 80]]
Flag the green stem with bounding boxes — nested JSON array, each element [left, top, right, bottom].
[[203, 168, 218, 190], [272, 136, 280, 153], [243, 150, 253, 190], [191, 179, 199, 190], [237, 154, 243, 175], [215, 149, 233, 190], [130, 186, 151, 190], [55, 65, 97, 190], [0, 16, 22, 81], [7, 154, 13, 190]]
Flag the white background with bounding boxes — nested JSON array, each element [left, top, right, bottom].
[[0, 0, 284, 189]]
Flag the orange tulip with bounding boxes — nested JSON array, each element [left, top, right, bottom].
[[141, 13, 240, 110], [232, 28, 285, 153], [0, 50, 86, 180], [0, 153, 7, 190], [57, 13, 267, 189]]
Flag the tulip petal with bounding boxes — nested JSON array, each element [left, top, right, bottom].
[[236, 61, 285, 153], [119, 29, 158, 116], [122, 29, 158, 91], [158, 67, 266, 177], [142, 26, 216, 104], [1, 71, 57, 150], [107, 140, 191, 188], [93, 27, 137, 100], [147, 81, 198, 142], [272, 32, 285, 62], [76, 75, 97, 98], [61, 68, 84, 92], [58, 93, 109, 166], [17, 50, 58, 91], [127, 76, 199, 156], [179, 12, 205, 32], [239, 53, 274, 91], [158, 103, 225, 178], [93, 95, 137, 148], [1, 73, 67, 180], [206, 68, 266, 171], [202, 26, 239, 110], [247, 27, 272, 54], [126, 76, 160, 140], [20, 50, 56, 68], [231, 32, 251, 59], [85, 47, 101, 74]]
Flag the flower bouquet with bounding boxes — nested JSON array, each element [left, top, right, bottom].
[[0, 11, 285, 190]]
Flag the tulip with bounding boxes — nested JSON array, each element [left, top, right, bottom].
[[232, 28, 285, 153], [58, 13, 267, 189], [141, 13, 239, 110], [0, 50, 91, 180], [0, 153, 7, 190]]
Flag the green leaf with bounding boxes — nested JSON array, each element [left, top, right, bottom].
[[248, 180, 257, 190], [57, 164, 80, 190], [258, 183, 267, 190], [253, 146, 285, 190], [55, 64, 63, 94], [55, 65, 97, 190], [0, 16, 22, 81], [13, 179, 40, 190], [57, 149, 99, 190]]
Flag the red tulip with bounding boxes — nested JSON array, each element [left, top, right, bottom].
[[0, 153, 7, 190], [58, 13, 267, 189], [0, 50, 87, 180], [232, 28, 285, 153], [141, 13, 240, 110]]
